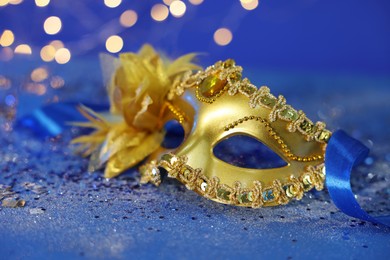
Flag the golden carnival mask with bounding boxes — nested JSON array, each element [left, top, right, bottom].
[[140, 59, 332, 208]]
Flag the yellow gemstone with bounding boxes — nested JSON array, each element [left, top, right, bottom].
[[319, 130, 331, 142], [284, 185, 296, 198], [303, 175, 312, 185], [223, 59, 235, 68], [199, 75, 227, 98], [302, 175, 312, 190], [182, 167, 191, 179]]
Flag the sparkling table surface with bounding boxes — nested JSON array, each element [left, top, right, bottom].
[[0, 60, 389, 259]]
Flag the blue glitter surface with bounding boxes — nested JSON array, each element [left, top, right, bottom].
[[0, 60, 389, 259]]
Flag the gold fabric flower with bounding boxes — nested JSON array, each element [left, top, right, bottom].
[[72, 44, 200, 178]]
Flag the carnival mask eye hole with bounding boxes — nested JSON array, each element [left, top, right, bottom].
[[213, 135, 287, 169], [161, 120, 185, 149]]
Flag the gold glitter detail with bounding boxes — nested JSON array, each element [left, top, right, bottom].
[[148, 153, 326, 208]]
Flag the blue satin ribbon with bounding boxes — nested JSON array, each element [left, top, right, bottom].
[[18, 103, 390, 226], [325, 130, 390, 227], [16, 102, 109, 138]]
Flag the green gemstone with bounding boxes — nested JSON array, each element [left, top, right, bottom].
[[217, 188, 231, 201], [238, 192, 253, 204], [280, 108, 298, 121], [199, 75, 227, 98], [261, 96, 276, 107], [302, 175, 312, 190], [161, 154, 173, 162], [245, 87, 256, 95], [300, 120, 314, 133]]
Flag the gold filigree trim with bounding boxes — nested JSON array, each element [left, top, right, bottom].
[[178, 60, 332, 144], [140, 154, 326, 208]]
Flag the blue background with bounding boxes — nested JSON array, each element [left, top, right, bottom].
[[1, 0, 389, 73], [0, 1, 389, 259]]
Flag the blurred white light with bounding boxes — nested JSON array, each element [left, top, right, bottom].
[[120, 10, 138, 28], [214, 28, 233, 46], [189, 0, 203, 5], [105, 35, 123, 53], [35, 0, 50, 7], [151, 4, 169, 22], [170, 1, 186, 18], [240, 0, 259, 11], [44, 16, 62, 35], [14, 44, 32, 55], [104, 0, 121, 8], [55, 48, 71, 64]]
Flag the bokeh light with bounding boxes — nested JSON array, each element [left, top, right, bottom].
[[214, 28, 233, 46], [105, 35, 123, 53], [170, 1, 186, 18], [43, 16, 62, 35], [50, 76, 65, 89], [0, 76, 11, 90], [5, 94, 16, 106], [104, 0, 121, 8], [54, 48, 71, 64], [0, 47, 13, 61], [240, 0, 259, 11], [9, 0, 23, 5], [189, 0, 203, 5], [0, 0, 9, 7], [163, 0, 174, 5], [35, 0, 50, 7], [14, 44, 32, 55], [0, 30, 15, 47], [151, 4, 169, 22], [49, 40, 64, 50], [119, 10, 138, 28], [25, 83, 47, 95], [31, 67, 49, 82], [40, 45, 56, 62]]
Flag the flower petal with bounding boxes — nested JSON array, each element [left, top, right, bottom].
[[104, 130, 165, 178]]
